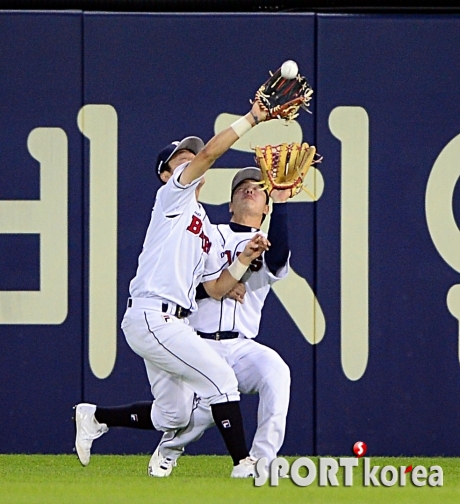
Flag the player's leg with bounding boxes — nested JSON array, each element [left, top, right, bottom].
[[151, 338, 290, 477], [149, 396, 214, 477], [123, 309, 239, 403], [74, 359, 194, 467], [74, 393, 192, 473], [148, 339, 228, 476], [73, 399, 160, 467], [74, 400, 162, 466], [158, 398, 214, 457], [94, 401, 155, 429], [122, 308, 252, 475], [142, 356, 200, 476], [229, 339, 291, 464], [143, 358, 196, 431], [83, 365, 196, 433]]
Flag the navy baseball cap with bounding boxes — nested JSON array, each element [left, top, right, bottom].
[[155, 136, 204, 179]]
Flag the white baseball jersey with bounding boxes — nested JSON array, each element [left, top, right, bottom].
[[129, 163, 221, 312], [158, 221, 291, 462], [188, 222, 289, 338], [122, 163, 241, 431]]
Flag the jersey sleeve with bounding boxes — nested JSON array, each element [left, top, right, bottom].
[[157, 162, 204, 216], [265, 202, 290, 275], [265, 251, 291, 283]]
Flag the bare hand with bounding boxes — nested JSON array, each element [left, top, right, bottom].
[[270, 188, 291, 203], [225, 282, 246, 304], [251, 100, 268, 123], [239, 234, 270, 264]]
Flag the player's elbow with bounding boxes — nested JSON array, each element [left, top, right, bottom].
[[203, 282, 223, 301], [199, 144, 219, 165], [210, 293, 224, 301]]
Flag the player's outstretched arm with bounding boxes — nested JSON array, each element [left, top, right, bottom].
[[179, 101, 267, 186], [265, 190, 291, 275], [203, 234, 270, 300]]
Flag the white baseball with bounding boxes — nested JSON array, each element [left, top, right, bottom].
[[281, 60, 298, 79]]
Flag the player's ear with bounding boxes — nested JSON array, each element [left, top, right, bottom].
[[160, 170, 172, 183], [229, 201, 234, 214]]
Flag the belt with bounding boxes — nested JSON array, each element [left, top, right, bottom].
[[197, 331, 239, 341], [127, 297, 191, 319]]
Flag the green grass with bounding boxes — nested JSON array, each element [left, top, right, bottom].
[[0, 454, 459, 504]]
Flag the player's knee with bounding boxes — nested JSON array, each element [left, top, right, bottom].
[[265, 356, 291, 392], [152, 405, 191, 431], [199, 364, 239, 403], [216, 366, 239, 399], [274, 356, 291, 384], [172, 409, 191, 429], [281, 360, 291, 385]]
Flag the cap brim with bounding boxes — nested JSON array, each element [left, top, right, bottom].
[[231, 167, 262, 193], [165, 136, 204, 164]]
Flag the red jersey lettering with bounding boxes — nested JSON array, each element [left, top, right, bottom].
[[249, 256, 263, 272], [187, 215, 203, 235], [223, 250, 232, 265], [200, 232, 211, 254], [186, 215, 211, 253]]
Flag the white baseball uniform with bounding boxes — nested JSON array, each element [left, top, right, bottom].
[[122, 163, 240, 432], [157, 221, 290, 462]]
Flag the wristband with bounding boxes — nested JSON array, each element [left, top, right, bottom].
[[231, 116, 252, 138], [227, 258, 249, 280]]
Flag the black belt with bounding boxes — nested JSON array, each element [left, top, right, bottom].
[[197, 331, 239, 341], [167, 304, 191, 319], [127, 298, 190, 319]]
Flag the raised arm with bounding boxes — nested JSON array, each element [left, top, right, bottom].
[[265, 189, 291, 275], [179, 101, 267, 186]]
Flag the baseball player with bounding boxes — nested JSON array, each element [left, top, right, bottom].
[[75, 100, 271, 478], [149, 166, 291, 476], [75, 167, 292, 478]]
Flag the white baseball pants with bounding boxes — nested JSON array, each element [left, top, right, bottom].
[[157, 337, 291, 462], [121, 304, 240, 432]]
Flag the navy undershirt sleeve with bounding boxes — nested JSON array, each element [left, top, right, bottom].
[[195, 283, 210, 300], [265, 202, 290, 275]]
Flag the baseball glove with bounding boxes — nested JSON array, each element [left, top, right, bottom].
[[254, 142, 320, 199], [254, 67, 313, 121]]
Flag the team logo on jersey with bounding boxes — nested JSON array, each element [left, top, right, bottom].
[[186, 215, 212, 253], [249, 256, 263, 272], [230, 251, 263, 272]]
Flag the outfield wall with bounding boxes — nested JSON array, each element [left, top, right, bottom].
[[1, 11, 459, 457]]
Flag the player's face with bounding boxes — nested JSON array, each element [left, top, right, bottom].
[[168, 149, 196, 172], [231, 180, 268, 217]]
